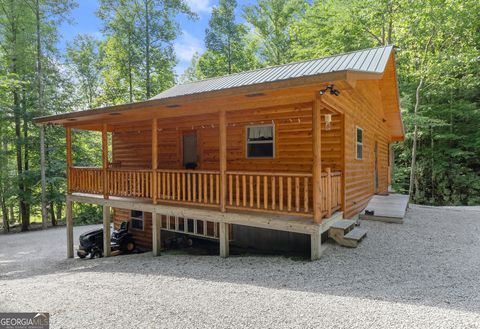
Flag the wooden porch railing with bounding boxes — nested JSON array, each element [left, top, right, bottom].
[[154, 170, 220, 207], [68, 167, 342, 218]]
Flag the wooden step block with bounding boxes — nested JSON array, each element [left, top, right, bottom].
[[344, 228, 367, 241], [330, 219, 356, 231]]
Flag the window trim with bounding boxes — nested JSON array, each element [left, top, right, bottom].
[[130, 210, 144, 231], [356, 126, 363, 160], [245, 124, 275, 159]]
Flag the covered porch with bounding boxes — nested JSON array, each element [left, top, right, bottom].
[[38, 81, 349, 260]]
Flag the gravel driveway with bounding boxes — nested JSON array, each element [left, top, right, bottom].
[[1, 205, 480, 328]]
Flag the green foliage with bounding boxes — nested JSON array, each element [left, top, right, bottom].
[[243, 0, 304, 65], [197, 0, 259, 78]]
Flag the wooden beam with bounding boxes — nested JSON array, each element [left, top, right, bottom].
[[40, 125, 47, 229], [310, 228, 324, 260], [152, 211, 161, 256], [152, 118, 158, 204], [219, 110, 227, 212], [103, 205, 111, 257], [102, 123, 109, 199], [312, 95, 323, 223], [219, 222, 229, 257], [66, 127, 72, 194], [66, 200, 73, 258]]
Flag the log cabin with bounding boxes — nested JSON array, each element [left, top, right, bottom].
[[34, 45, 404, 260]]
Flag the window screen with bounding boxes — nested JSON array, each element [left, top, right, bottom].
[[356, 127, 363, 160], [246, 125, 274, 158], [131, 210, 144, 230]]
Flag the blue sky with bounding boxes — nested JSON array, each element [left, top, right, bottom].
[[59, 0, 255, 77]]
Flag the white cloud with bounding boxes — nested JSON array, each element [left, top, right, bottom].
[[174, 30, 204, 76], [185, 0, 212, 14], [175, 30, 204, 62]]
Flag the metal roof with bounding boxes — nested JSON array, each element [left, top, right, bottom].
[[151, 45, 394, 101]]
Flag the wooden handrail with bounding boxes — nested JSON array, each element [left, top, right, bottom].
[[69, 166, 342, 220]]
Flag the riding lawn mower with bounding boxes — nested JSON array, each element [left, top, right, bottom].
[[77, 221, 136, 259]]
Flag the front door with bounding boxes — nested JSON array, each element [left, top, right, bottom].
[[183, 132, 198, 169], [374, 141, 379, 193]]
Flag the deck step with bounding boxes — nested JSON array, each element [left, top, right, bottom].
[[330, 219, 356, 231], [344, 228, 367, 242]]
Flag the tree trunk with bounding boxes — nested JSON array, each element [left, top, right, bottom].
[[49, 201, 56, 226], [145, 0, 151, 99], [1, 196, 9, 233], [408, 78, 424, 199], [22, 87, 30, 223], [55, 202, 62, 224]]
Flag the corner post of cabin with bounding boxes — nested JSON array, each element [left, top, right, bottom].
[[152, 210, 161, 256], [312, 94, 323, 224], [152, 118, 158, 204], [103, 205, 111, 257], [66, 127, 72, 195], [102, 123, 109, 199], [66, 199, 74, 258], [218, 110, 229, 257]]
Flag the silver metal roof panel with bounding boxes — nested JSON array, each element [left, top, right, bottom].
[[151, 45, 394, 101]]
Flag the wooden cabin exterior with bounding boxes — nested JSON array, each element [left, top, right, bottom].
[[35, 45, 404, 260]]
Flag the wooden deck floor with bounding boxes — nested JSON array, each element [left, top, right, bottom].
[[68, 193, 341, 235], [359, 194, 409, 224]]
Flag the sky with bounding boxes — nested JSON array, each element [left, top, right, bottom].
[[59, 0, 255, 77]]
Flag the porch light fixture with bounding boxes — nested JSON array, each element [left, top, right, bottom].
[[324, 114, 332, 131], [245, 92, 265, 97], [319, 84, 340, 96]]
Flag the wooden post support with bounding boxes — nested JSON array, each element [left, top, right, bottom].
[[219, 110, 227, 212], [326, 167, 332, 218], [66, 127, 72, 194], [102, 123, 109, 199], [219, 222, 229, 257], [103, 205, 111, 257], [313, 95, 323, 223], [66, 199, 73, 258], [152, 211, 161, 256], [40, 125, 47, 229], [152, 118, 158, 204], [310, 228, 324, 261]]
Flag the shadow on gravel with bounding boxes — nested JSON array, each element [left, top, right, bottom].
[[1, 206, 480, 314]]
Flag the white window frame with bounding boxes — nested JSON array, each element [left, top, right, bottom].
[[130, 210, 144, 231], [245, 124, 275, 159], [356, 126, 363, 160]]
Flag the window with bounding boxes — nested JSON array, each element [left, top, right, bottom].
[[246, 124, 274, 158], [356, 127, 363, 160], [131, 210, 144, 230]]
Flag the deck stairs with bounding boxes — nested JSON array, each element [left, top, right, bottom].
[[328, 219, 367, 248]]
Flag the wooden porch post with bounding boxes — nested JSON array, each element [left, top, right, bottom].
[[66, 199, 73, 258], [219, 222, 229, 257], [40, 125, 47, 229], [152, 118, 158, 204], [103, 205, 111, 257], [66, 127, 72, 194], [152, 211, 161, 256], [219, 110, 227, 213], [102, 123, 109, 199], [313, 95, 323, 223]]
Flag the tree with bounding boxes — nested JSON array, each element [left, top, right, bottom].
[[66, 34, 102, 109], [98, 0, 195, 102], [199, 0, 257, 78], [243, 0, 304, 65]]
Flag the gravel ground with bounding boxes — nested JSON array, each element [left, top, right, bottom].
[[1, 205, 480, 328]]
